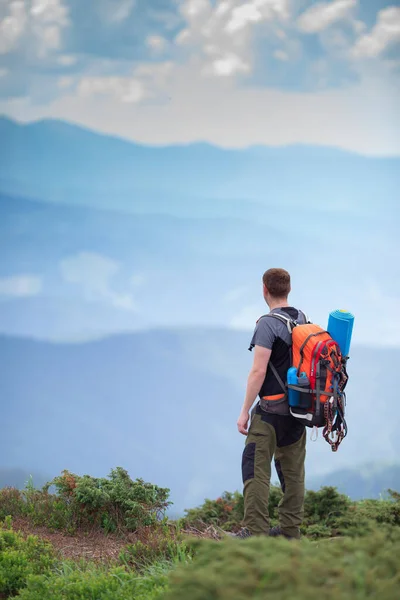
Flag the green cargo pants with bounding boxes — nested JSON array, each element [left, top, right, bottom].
[[241, 409, 306, 539]]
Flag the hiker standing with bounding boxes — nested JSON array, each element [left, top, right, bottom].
[[236, 268, 307, 540]]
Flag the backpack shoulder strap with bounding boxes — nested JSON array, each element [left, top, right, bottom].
[[264, 312, 297, 334], [268, 361, 287, 394], [299, 310, 311, 324]]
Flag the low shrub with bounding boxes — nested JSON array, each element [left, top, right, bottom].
[[44, 467, 171, 533], [0, 468, 172, 535], [301, 486, 351, 537], [119, 524, 192, 571], [0, 520, 172, 600], [17, 563, 169, 600], [0, 489, 24, 522], [334, 492, 400, 538], [182, 486, 283, 532], [183, 485, 400, 539], [0, 520, 56, 597], [165, 528, 400, 600]]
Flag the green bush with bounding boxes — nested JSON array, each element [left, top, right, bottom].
[[302, 487, 400, 538], [0, 468, 172, 534], [0, 521, 172, 600], [182, 486, 283, 532], [17, 563, 169, 600], [334, 493, 400, 538], [183, 485, 400, 540], [0, 521, 56, 597], [119, 524, 192, 571], [0, 489, 24, 521], [301, 486, 351, 537], [165, 528, 400, 600], [43, 467, 171, 533], [182, 491, 242, 531], [303, 486, 351, 527]]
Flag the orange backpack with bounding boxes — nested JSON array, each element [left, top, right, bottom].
[[267, 314, 349, 452]]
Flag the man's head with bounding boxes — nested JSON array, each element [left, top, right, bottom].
[[262, 268, 291, 305]]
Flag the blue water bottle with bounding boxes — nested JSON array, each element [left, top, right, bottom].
[[287, 367, 299, 407], [327, 310, 354, 356]]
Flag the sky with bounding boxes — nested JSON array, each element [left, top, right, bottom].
[[0, 0, 399, 154], [1, 2, 399, 497]]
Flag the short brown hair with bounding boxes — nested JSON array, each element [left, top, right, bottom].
[[262, 268, 291, 298]]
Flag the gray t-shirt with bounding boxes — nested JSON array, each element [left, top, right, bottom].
[[249, 306, 308, 401], [250, 307, 307, 350]]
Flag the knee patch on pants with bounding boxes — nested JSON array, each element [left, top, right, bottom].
[[242, 442, 256, 483]]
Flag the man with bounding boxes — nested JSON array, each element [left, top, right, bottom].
[[236, 268, 307, 540]]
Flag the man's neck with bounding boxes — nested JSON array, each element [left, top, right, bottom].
[[268, 299, 290, 311]]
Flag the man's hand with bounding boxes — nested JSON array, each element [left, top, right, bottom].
[[237, 410, 250, 435]]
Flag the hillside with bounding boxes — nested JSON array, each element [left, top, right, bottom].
[[0, 117, 399, 345], [1, 116, 398, 214], [0, 191, 398, 344], [309, 463, 400, 500], [1, 468, 400, 599], [1, 330, 399, 511]]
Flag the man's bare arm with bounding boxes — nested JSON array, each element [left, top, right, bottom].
[[237, 345, 271, 435]]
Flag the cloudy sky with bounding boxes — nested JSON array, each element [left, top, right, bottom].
[[0, 0, 399, 153]]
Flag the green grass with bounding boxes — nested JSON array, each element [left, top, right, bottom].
[[16, 561, 170, 600], [165, 528, 400, 600], [1, 471, 400, 600], [0, 521, 178, 599]]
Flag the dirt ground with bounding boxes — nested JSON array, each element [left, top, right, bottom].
[[11, 516, 137, 562]]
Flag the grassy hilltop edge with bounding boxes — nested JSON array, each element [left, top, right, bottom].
[[1, 467, 399, 599]]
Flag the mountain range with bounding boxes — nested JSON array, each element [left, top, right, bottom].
[[1, 116, 398, 216], [1, 116, 399, 511], [0, 116, 399, 343], [1, 330, 398, 512]]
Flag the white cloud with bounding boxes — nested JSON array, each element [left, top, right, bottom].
[[30, 0, 69, 25], [0, 0, 69, 56], [0, 275, 42, 297], [6, 59, 398, 155], [75, 60, 174, 104], [180, 0, 211, 21], [226, 0, 289, 34], [1, 2, 399, 155], [225, 3, 264, 33], [31, 0, 69, 56], [39, 24, 60, 53], [78, 76, 146, 103], [176, 0, 290, 78], [146, 35, 168, 53], [0, 67, 8, 76], [208, 52, 250, 76], [60, 252, 136, 311], [297, 0, 357, 34], [0, 1, 27, 54], [352, 7, 400, 58]]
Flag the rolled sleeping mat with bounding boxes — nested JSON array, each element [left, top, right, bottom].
[[327, 310, 354, 357]]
